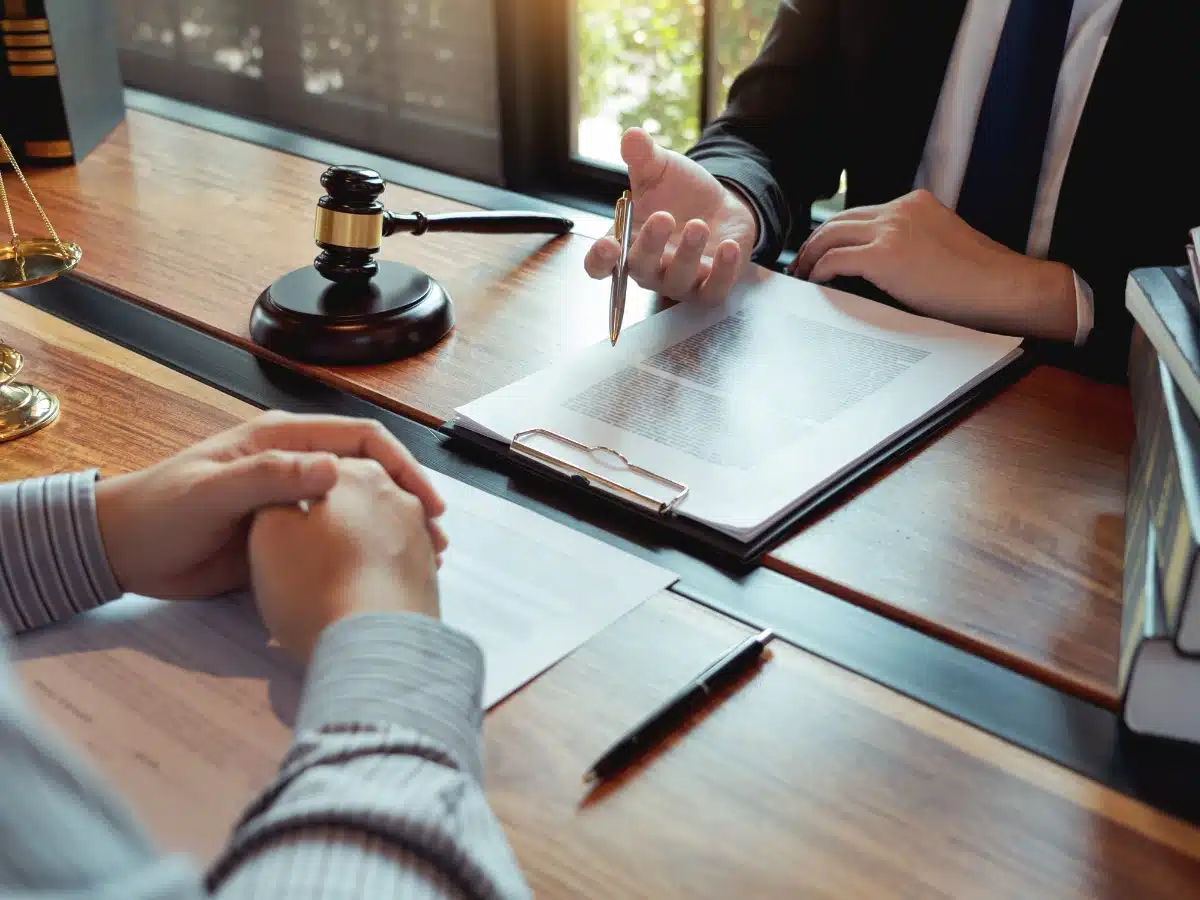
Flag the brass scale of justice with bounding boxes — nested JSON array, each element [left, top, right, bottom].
[[0, 132, 80, 443], [0, 133, 574, 444]]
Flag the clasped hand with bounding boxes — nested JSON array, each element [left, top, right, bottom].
[[94, 411, 446, 611]]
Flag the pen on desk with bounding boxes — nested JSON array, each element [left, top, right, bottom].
[[608, 189, 634, 346], [583, 627, 775, 783]]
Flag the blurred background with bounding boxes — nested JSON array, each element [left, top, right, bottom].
[[571, 0, 775, 165], [111, 0, 843, 220]]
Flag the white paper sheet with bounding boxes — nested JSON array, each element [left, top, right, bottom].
[[425, 468, 677, 705], [9, 472, 677, 856], [455, 266, 1023, 538]]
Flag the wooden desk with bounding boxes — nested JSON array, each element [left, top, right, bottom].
[[7, 110, 1130, 707], [5, 110, 664, 427], [769, 366, 1133, 707], [4, 299, 1197, 898]]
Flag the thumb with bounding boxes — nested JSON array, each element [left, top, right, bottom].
[[621, 127, 669, 196], [208, 450, 340, 516]]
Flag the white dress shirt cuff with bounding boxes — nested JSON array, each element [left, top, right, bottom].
[[1071, 270, 1095, 347]]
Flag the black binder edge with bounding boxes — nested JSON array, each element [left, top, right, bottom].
[[440, 349, 1036, 569]]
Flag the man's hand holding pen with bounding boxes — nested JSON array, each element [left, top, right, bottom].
[[583, 127, 758, 306]]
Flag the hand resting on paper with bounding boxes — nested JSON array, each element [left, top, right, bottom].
[[583, 127, 759, 303], [250, 456, 441, 662], [789, 189, 1078, 341], [94, 410, 448, 601]]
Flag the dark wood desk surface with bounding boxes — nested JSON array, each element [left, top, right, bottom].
[[8, 110, 1131, 705], [769, 366, 1133, 706], [2, 297, 1195, 898]]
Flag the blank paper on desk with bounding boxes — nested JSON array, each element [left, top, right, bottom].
[[425, 468, 677, 705], [9, 472, 676, 858], [14, 469, 678, 710]]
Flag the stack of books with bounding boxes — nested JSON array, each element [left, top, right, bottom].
[[1119, 229, 1200, 743]]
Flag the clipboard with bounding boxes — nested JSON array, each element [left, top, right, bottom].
[[441, 351, 1034, 569]]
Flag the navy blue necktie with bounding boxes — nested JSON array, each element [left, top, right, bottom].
[[955, 0, 1075, 253]]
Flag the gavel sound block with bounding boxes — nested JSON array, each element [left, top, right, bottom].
[[250, 165, 574, 365]]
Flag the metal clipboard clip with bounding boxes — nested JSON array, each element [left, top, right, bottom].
[[510, 428, 689, 515]]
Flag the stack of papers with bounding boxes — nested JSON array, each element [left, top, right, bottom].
[[453, 267, 1023, 541]]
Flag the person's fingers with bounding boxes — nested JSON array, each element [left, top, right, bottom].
[[240, 413, 445, 519], [584, 236, 621, 279], [791, 205, 883, 270], [428, 519, 449, 555], [626, 211, 675, 285], [790, 219, 878, 279], [659, 219, 710, 298], [208, 450, 340, 518], [809, 243, 875, 284], [818, 204, 884, 227], [695, 240, 743, 303], [621, 127, 669, 195]]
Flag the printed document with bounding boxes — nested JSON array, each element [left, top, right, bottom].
[[454, 266, 1023, 539]]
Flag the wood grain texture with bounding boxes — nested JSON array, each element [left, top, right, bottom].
[[2, 312, 1194, 898], [768, 365, 1133, 707], [0, 293, 250, 478], [490, 593, 1199, 899], [6, 110, 665, 427], [6, 113, 1132, 709]]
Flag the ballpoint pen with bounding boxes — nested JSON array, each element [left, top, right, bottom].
[[609, 190, 634, 345], [583, 627, 775, 783]]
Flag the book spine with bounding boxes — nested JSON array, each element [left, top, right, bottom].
[[1128, 327, 1200, 641], [1161, 356, 1200, 651], [0, 0, 69, 163], [1119, 514, 1155, 696], [1122, 329, 1164, 691], [1130, 325, 1159, 468], [1119, 519, 1173, 728], [1151, 358, 1197, 636]]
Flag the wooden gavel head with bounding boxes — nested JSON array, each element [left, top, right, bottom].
[[312, 165, 389, 284], [310, 164, 574, 285], [251, 164, 570, 364]]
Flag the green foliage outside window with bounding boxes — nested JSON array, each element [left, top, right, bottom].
[[575, 0, 781, 153]]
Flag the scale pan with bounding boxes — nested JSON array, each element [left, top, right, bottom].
[[0, 237, 81, 289]]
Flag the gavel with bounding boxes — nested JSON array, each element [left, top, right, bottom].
[[250, 165, 575, 365]]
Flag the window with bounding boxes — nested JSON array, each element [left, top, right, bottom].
[[112, 0, 503, 184], [568, 0, 845, 223], [112, 1, 842, 233], [571, 0, 779, 166]]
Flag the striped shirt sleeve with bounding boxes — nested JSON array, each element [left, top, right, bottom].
[[0, 471, 123, 634], [0, 474, 532, 899], [207, 614, 532, 899]]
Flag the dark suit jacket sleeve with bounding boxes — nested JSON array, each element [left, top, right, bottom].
[[686, 0, 846, 263]]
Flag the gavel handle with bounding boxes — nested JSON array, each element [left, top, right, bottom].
[[383, 210, 574, 237]]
